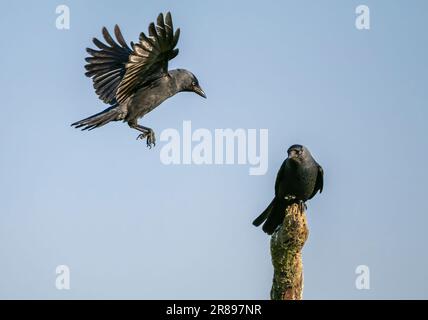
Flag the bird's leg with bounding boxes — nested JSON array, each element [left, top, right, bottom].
[[129, 122, 156, 148], [299, 200, 307, 212], [136, 127, 156, 148]]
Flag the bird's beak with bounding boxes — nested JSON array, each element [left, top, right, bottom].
[[193, 85, 207, 99]]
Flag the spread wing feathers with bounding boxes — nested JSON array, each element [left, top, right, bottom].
[[85, 25, 133, 105], [115, 12, 180, 105]]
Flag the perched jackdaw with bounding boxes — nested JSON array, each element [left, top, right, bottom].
[[71, 12, 206, 148], [253, 145, 324, 235]]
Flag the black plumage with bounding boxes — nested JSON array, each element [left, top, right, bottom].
[[253, 145, 324, 235], [72, 12, 206, 148]]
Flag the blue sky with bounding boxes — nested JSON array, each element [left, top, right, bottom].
[[0, 0, 427, 299]]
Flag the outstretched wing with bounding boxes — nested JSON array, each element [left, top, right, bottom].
[[310, 165, 324, 199], [115, 12, 180, 105], [85, 25, 132, 105]]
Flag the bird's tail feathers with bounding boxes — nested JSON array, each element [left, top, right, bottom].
[[252, 197, 292, 235], [252, 198, 275, 227], [261, 198, 289, 235], [71, 105, 121, 131]]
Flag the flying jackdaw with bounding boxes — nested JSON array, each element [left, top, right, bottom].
[[253, 145, 324, 235], [71, 12, 206, 148]]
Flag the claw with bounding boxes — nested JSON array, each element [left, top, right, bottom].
[[136, 131, 156, 149], [133, 125, 156, 149], [136, 133, 147, 140], [147, 131, 156, 149], [299, 200, 307, 212]]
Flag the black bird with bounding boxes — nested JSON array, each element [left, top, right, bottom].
[[253, 145, 324, 235], [71, 12, 206, 148]]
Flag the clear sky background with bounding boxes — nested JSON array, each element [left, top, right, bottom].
[[0, 0, 427, 299]]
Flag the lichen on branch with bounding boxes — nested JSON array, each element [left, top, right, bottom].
[[270, 203, 309, 300]]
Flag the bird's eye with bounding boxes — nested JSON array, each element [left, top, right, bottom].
[[192, 81, 196, 86]]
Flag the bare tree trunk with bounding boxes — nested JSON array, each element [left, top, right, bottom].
[[270, 203, 309, 300]]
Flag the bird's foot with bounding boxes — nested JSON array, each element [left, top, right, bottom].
[[136, 130, 156, 149], [284, 195, 306, 211], [298, 200, 307, 212], [284, 195, 297, 201]]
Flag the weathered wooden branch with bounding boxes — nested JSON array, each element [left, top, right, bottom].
[[270, 203, 309, 300]]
